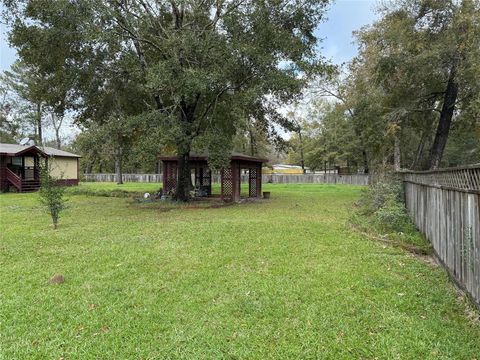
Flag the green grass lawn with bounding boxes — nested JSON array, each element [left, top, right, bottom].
[[1, 183, 479, 359]]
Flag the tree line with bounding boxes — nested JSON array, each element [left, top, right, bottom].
[[287, 0, 480, 173], [1, 0, 478, 200]]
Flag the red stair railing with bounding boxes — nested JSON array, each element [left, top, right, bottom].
[[6, 168, 22, 191]]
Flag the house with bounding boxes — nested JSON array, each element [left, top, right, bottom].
[[0, 143, 81, 192]]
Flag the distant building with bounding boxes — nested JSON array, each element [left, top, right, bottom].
[[263, 164, 310, 174]]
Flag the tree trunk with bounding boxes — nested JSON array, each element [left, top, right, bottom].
[[115, 147, 123, 185], [411, 135, 426, 170], [36, 103, 43, 145], [393, 129, 401, 172], [175, 100, 196, 202], [428, 69, 458, 169], [298, 128, 305, 173], [55, 128, 61, 149], [362, 149, 369, 174], [249, 128, 256, 156], [50, 112, 64, 149], [176, 148, 191, 202], [411, 100, 436, 170], [411, 123, 432, 170]]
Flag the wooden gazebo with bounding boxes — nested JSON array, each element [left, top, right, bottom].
[[158, 153, 267, 202]]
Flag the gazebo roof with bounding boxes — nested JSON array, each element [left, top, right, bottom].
[[158, 152, 268, 163]]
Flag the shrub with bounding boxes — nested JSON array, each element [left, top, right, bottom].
[[352, 175, 430, 253], [374, 194, 411, 232], [359, 178, 403, 214], [358, 176, 410, 232]]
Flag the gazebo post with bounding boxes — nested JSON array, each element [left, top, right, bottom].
[[256, 163, 262, 198], [220, 169, 224, 200], [206, 168, 212, 196], [220, 166, 233, 202], [162, 161, 168, 193], [232, 161, 241, 202], [193, 165, 198, 190], [248, 165, 254, 197]]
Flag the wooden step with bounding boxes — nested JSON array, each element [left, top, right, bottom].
[[20, 188, 40, 192], [20, 181, 41, 192]]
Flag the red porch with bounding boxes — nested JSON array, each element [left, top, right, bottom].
[[0, 145, 47, 192]]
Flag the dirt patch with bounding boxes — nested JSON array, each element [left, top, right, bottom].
[[48, 274, 65, 285], [411, 253, 439, 268], [131, 196, 266, 211]]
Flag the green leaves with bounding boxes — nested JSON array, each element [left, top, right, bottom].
[[346, 0, 480, 170], [4, 0, 331, 190], [38, 163, 67, 229]]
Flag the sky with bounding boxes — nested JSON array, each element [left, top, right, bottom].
[[0, 0, 379, 140], [317, 0, 378, 65], [0, 22, 16, 72]]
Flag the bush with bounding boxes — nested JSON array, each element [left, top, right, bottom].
[[358, 177, 411, 232], [352, 175, 430, 253], [359, 178, 403, 213], [374, 195, 411, 232]]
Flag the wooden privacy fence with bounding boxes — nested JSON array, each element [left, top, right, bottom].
[[83, 173, 370, 185], [263, 174, 370, 185], [401, 164, 480, 308], [83, 173, 162, 182]]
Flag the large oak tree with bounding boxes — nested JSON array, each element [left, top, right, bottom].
[[4, 0, 330, 200]]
